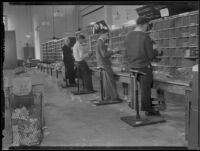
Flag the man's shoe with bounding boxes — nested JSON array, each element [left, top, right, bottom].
[[116, 98, 123, 102], [128, 102, 134, 109], [61, 85, 68, 88], [68, 83, 76, 87], [145, 110, 161, 116]]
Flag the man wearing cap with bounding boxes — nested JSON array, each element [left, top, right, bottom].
[[73, 34, 94, 92], [124, 16, 161, 116]]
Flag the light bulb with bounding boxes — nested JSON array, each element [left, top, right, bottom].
[[26, 34, 31, 38]]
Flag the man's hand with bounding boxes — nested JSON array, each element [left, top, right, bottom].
[[157, 47, 163, 56], [121, 65, 129, 72], [88, 51, 93, 57]]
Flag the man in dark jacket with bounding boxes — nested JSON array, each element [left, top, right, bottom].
[[62, 38, 76, 87], [124, 16, 161, 116]]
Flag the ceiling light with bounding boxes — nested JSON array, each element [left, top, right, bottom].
[[90, 22, 96, 25], [26, 34, 31, 38], [53, 10, 64, 17]]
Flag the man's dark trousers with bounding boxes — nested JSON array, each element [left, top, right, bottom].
[[132, 65, 153, 112], [64, 61, 75, 85], [77, 60, 93, 91]]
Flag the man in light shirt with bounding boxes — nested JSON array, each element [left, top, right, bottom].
[[73, 34, 94, 92]]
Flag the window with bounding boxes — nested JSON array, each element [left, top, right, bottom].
[[3, 15, 8, 31]]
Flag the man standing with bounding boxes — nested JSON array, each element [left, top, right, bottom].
[[62, 38, 76, 87], [124, 16, 161, 116], [96, 30, 122, 102], [73, 34, 94, 92]]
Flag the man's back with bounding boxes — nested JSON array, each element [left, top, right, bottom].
[[62, 45, 74, 63], [124, 31, 154, 68]]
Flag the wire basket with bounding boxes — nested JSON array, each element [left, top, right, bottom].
[[8, 85, 44, 146]]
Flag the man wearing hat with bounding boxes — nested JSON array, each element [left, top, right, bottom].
[[124, 16, 161, 116], [73, 34, 94, 92]]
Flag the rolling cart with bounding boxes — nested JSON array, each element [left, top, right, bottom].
[[90, 66, 122, 106], [120, 69, 166, 127], [71, 62, 96, 95], [8, 77, 44, 146]]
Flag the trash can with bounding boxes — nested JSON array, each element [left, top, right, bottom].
[[8, 77, 44, 146]]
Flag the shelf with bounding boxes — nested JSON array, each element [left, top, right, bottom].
[[184, 56, 199, 59], [159, 46, 198, 49], [156, 56, 198, 59], [110, 35, 126, 39], [152, 64, 182, 68], [153, 34, 199, 41], [150, 11, 198, 24], [149, 24, 199, 33], [111, 41, 124, 45]]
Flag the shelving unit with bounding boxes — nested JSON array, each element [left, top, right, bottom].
[[149, 10, 199, 72], [41, 38, 65, 63], [41, 11, 198, 71]]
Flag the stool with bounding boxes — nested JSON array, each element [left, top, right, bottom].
[[90, 66, 122, 106], [47, 64, 49, 74], [40, 64, 43, 72], [71, 62, 95, 95], [56, 69, 59, 79], [120, 69, 166, 127], [50, 66, 53, 76]]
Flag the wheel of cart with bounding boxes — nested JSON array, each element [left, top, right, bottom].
[[120, 69, 166, 127], [8, 77, 44, 146]]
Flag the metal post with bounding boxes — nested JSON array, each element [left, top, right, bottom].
[[100, 68, 104, 101], [50, 67, 53, 76], [77, 64, 80, 92], [134, 73, 140, 120], [130, 74, 134, 109], [56, 70, 58, 78]]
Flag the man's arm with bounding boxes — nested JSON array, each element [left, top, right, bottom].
[[73, 44, 80, 61], [123, 34, 129, 68], [78, 44, 89, 60], [98, 40, 113, 58], [144, 34, 155, 61]]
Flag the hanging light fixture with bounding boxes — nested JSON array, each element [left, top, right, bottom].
[[25, 5, 31, 39], [113, 9, 120, 20], [52, 6, 58, 41], [41, 7, 50, 26], [64, 6, 68, 35], [41, 16, 50, 26], [53, 6, 64, 18], [29, 6, 33, 36], [52, 6, 56, 40]]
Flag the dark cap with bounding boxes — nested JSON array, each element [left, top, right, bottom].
[[136, 16, 150, 25], [78, 34, 86, 40]]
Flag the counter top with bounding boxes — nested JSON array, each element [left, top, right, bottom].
[[90, 67, 191, 87]]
